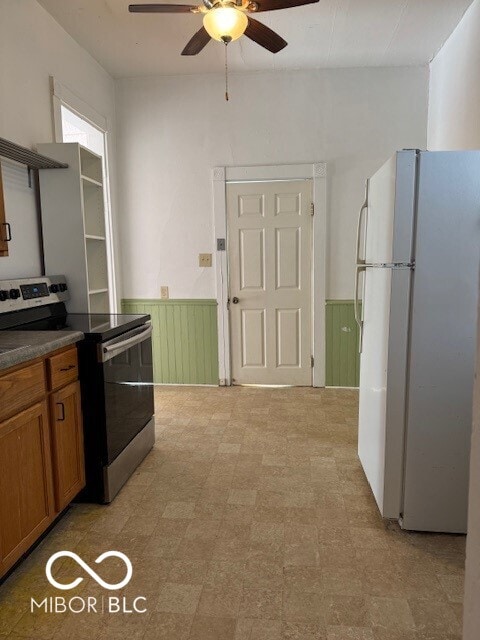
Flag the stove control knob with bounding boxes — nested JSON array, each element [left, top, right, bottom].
[[0, 290, 9, 301], [49, 284, 59, 293], [59, 283, 68, 292], [9, 288, 20, 300]]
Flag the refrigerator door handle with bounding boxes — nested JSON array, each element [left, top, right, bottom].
[[354, 265, 366, 353], [356, 179, 370, 265]]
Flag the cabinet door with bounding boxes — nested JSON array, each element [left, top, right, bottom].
[[0, 402, 55, 576], [50, 381, 85, 511], [0, 163, 8, 257]]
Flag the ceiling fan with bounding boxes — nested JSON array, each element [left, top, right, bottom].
[[128, 0, 320, 56]]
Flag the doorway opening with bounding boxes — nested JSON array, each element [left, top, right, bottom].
[[213, 163, 327, 388], [57, 102, 118, 313]]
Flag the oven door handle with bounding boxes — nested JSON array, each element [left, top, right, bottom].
[[100, 324, 153, 362]]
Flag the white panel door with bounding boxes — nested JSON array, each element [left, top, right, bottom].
[[227, 180, 312, 385]]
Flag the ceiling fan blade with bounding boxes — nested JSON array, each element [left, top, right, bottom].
[[129, 4, 197, 13], [181, 26, 212, 55], [248, 0, 319, 12], [245, 17, 287, 53]]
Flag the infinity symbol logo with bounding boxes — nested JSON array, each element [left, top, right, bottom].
[[46, 551, 133, 591]]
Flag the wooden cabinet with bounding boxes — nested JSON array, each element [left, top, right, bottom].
[[50, 381, 85, 512], [0, 402, 55, 576], [47, 348, 79, 392], [0, 347, 85, 578], [0, 163, 9, 257], [0, 361, 46, 423]]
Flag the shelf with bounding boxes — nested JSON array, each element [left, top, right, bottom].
[[89, 290, 109, 314], [86, 239, 108, 292], [80, 147, 103, 183], [38, 142, 111, 316], [89, 288, 109, 295], [83, 181, 106, 237], [0, 137, 68, 170], [81, 175, 103, 187]]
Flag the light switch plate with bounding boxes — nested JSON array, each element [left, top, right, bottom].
[[160, 286, 169, 299], [199, 253, 212, 267]]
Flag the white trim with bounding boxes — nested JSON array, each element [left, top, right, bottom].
[[51, 77, 107, 133], [50, 77, 118, 313], [312, 163, 327, 387], [213, 162, 327, 388], [212, 167, 230, 386]]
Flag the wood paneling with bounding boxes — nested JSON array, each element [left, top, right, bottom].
[[50, 381, 85, 512], [325, 300, 360, 388], [122, 299, 361, 387], [0, 402, 54, 575], [47, 347, 78, 391], [122, 299, 219, 385], [0, 361, 46, 422]]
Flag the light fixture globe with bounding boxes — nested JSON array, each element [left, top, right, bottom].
[[203, 6, 248, 42]]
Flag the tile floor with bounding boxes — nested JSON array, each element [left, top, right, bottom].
[[0, 386, 466, 639]]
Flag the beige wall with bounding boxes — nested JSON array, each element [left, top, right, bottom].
[[428, 2, 480, 638]]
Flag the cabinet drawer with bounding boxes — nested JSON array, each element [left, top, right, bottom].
[[0, 362, 46, 422], [47, 348, 78, 391]]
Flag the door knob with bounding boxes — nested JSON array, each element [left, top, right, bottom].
[[232, 297, 239, 304]]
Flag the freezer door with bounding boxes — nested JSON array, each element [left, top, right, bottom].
[[365, 151, 417, 265], [358, 265, 411, 518], [402, 151, 480, 533]]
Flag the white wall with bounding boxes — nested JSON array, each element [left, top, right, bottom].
[[116, 66, 429, 300], [0, 0, 117, 287], [467, 310, 480, 640], [428, 0, 480, 151], [427, 4, 480, 639]]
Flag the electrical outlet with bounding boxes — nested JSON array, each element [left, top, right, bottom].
[[199, 253, 212, 267], [160, 286, 169, 299]]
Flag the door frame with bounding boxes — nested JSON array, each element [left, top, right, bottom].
[[50, 76, 118, 313], [212, 163, 327, 387]]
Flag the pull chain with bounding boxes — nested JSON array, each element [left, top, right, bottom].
[[224, 42, 229, 102]]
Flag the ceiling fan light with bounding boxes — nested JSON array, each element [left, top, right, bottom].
[[203, 6, 248, 42]]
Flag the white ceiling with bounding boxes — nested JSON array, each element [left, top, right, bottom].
[[37, 0, 473, 78]]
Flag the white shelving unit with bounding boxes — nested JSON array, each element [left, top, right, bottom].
[[39, 143, 111, 314]]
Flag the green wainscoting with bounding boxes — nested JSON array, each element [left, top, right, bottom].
[[121, 299, 219, 385], [325, 300, 360, 387], [122, 297, 358, 387]]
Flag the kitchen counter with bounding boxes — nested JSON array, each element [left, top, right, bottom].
[[0, 330, 84, 371]]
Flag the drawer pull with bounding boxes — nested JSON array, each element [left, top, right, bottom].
[[59, 364, 76, 372], [2, 222, 12, 242], [56, 402, 65, 421]]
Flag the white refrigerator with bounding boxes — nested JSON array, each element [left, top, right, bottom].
[[355, 150, 480, 533]]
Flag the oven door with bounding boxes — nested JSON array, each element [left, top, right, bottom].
[[100, 324, 154, 464]]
